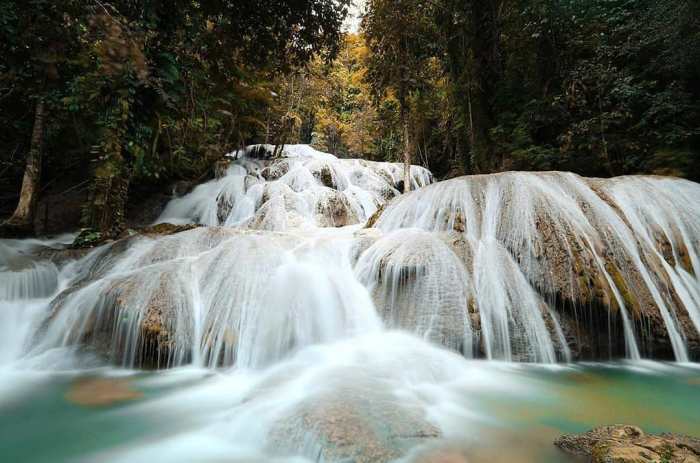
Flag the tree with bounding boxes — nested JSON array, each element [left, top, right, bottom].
[[363, 0, 436, 191], [433, 0, 510, 174], [73, 0, 350, 239], [0, 0, 83, 236]]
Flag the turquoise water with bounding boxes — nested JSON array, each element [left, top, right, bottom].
[[1, 359, 698, 463]]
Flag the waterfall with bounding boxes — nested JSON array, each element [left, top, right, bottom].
[[2, 145, 699, 370], [158, 144, 433, 231], [0, 236, 72, 366], [2, 144, 700, 463], [375, 171, 700, 361], [355, 229, 474, 356]]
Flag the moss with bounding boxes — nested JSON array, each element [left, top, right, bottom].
[[452, 209, 466, 233], [660, 444, 674, 463], [677, 241, 695, 276], [467, 297, 478, 314], [591, 442, 611, 462], [365, 204, 385, 228], [137, 223, 200, 236], [605, 262, 640, 317], [71, 228, 106, 249]]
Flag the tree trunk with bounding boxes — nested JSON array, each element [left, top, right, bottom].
[[402, 106, 412, 194], [468, 0, 501, 174], [1, 99, 45, 236], [82, 125, 130, 238], [83, 160, 130, 237]]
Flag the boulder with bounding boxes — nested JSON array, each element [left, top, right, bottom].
[[270, 384, 440, 463], [314, 189, 360, 227], [311, 163, 336, 189], [555, 425, 700, 463]]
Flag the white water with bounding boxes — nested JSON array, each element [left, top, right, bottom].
[[3, 148, 699, 370], [158, 144, 432, 231], [375, 171, 700, 361], [1, 145, 700, 462]]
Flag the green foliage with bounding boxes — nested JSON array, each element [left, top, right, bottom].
[[1, 0, 350, 226], [1, 0, 699, 230], [71, 228, 104, 249], [356, 0, 700, 180], [488, 0, 700, 178]]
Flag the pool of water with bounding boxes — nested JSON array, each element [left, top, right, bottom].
[[1, 336, 698, 463]]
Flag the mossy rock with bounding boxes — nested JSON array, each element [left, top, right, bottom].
[[135, 223, 201, 237], [71, 228, 107, 249], [555, 425, 700, 463], [365, 204, 386, 228]]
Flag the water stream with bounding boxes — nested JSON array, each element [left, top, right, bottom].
[[1, 145, 699, 462]]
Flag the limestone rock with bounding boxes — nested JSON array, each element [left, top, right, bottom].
[[555, 425, 700, 463], [270, 384, 440, 463]]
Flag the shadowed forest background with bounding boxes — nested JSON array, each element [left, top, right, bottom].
[[1, 0, 698, 239]]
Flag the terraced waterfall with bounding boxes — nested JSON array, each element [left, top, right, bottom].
[[1, 145, 699, 463]]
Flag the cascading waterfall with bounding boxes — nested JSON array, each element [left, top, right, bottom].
[[159, 144, 433, 231], [26, 142, 433, 369], [36, 228, 381, 369], [1, 144, 700, 463], [0, 241, 59, 301], [4, 146, 697, 368], [375, 171, 700, 360], [0, 235, 74, 366], [355, 229, 474, 355]]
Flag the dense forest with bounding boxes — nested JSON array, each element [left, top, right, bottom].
[[1, 0, 699, 239]]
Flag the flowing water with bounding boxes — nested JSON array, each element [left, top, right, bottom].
[[1, 145, 699, 462]]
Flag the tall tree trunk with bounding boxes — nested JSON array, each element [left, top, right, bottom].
[[1, 99, 45, 236], [82, 115, 130, 238], [83, 153, 130, 237], [401, 105, 412, 193], [468, 0, 500, 174], [440, 0, 502, 174]]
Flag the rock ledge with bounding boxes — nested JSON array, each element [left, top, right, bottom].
[[555, 425, 700, 462]]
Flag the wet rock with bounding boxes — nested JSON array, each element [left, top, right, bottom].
[[555, 425, 700, 463], [213, 158, 232, 179], [44, 227, 242, 368], [52, 270, 195, 369], [365, 204, 386, 229], [65, 377, 143, 407], [312, 164, 336, 189], [372, 171, 700, 360], [351, 228, 382, 262], [131, 222, 200, 237], [260, 160, 291, 181], [270, 385, 440, 463], [172, 180, 197, 197], [315, 189, 359, 227], [358, 230, 471, 353], [410, 448, 470, 463]]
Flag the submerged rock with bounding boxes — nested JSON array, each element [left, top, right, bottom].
[[555, 425, 700, 463], [270, 383, 440, 463], [409, 448, 470, 463], [65, 377, 143, 407]]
